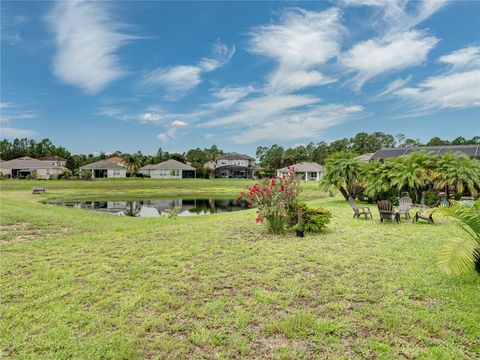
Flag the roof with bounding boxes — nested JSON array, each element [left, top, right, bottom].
[[139, 164, 157, 170], [218, 152, 255, 161], [371, 145, 480, 160], [0, 157, 63, 169], [277, 162, 324, 173], [141, 159, 196, 171], [80, 159, 126, 170], [355, 153, 375, 162], [106, 156, 125, 165], [39, 156, 67, 161]]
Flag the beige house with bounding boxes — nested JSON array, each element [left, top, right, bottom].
[[79, 159, 127, 178], [277, 162, 324, 182], [212, 153, 260, 179], [0, 156, 65, 179], [39, 156, 67, 168], [139, 159, 196, 179]]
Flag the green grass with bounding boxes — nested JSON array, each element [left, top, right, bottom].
[[1, 179, 479, 359]]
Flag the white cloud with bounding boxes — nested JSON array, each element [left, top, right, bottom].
[[249, 8, 343, 93], [229, 104, 364, 144], [171, 120, 188, 127], [439, 46, 480, 70], [1, 127, 38, 138], [208, 86, 255, 109], [342, 30, 438, 90], [0, 117, 10, 125], [144, 41, 235, 100], [205, 94, 320, 127], [395, 70, 480, 110], [138, 112, 164, 123], [375, 75, 412, 98], [156, 128, 178, 142], [47, 1, 134, 93], [391, 46, 480, 111]]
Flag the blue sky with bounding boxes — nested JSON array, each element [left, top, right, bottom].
[[1, 0, 479, 156]]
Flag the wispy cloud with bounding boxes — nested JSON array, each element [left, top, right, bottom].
[[1, 127, 38, 138], [46, 1, 135, 93], [144, 41, 235, 100], [342, 30, 438, 90], [249, 8, 343, 94], [392, 46, 480, 112]]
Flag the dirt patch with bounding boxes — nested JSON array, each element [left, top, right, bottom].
[[0, 222, 72, 245]]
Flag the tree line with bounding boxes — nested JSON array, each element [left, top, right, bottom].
[[1, 133, 478, 176]]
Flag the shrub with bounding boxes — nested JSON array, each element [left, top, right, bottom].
[[288, 201, 331, 233], [239, 167, 300, 234], [423, 189, 439, 206]]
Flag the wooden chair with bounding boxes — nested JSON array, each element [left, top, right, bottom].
[[32, 186, 46, 194], [348, 196, 373, 219], [412, 210, 434, 224], [377, 200, 400, 223], [399, 196, 412, 220]]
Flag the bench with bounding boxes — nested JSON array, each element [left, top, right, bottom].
[[32, 186, 46, 194]]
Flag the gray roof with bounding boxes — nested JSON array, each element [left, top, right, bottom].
[[355, 153, 375, 162], [0, 157, 63, 170], [39, 156, 67, 161], [371, 145, 480, 160], [80, 159, 126, 170], [141, 159, 196, 171], [218, 152, 255, 161], [277, 162, 324, 172]]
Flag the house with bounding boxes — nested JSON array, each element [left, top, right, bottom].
[[139, 159, 196, 179], [79, 158, 127, 178], [0, 156, 65, 179], [276, 162, 324, 182], [38, 155, 67, 168], [355, 153, 375, 163], [211, 152, 260, 179], [371, 145, 480, 161]]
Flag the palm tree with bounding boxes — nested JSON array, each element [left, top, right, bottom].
[[123, 155, 141, 177], [437, 200, 480, 275], [389, 152, 434, 203], [363, 160, 395, 201], [434, 153, 480, 199], [321, 152, 363, 201]]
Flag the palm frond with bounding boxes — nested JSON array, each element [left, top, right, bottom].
[[437, 237, 478, 275]]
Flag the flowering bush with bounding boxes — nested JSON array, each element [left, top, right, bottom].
[[238, 167, 300, 233]]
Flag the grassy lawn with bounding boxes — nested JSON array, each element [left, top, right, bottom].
[[1, 179, 479, 359]]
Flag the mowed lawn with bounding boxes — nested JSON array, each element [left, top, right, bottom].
[[1, 179, 479, 359]]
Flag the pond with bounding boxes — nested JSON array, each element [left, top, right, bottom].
[[50, 198, 249, 217]]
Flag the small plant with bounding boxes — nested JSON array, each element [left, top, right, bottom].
[[423, 189, 439, 207], [239, 167, 300, 234], [288, 201, 332, 233], [164, 205, 182, 219]]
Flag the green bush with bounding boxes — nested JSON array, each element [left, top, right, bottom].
[[423, 189, 439, 206], [288, 201, 332, 233]]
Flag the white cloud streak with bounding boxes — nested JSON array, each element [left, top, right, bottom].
[[249, 8, 343, 94], [47, 1, 134, 93], [1, 127, 38, 138]]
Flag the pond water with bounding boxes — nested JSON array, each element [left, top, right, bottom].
[[51, 198, 248, 217]]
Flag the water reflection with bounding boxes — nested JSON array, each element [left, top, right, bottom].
[[53, 198, 248, 217]]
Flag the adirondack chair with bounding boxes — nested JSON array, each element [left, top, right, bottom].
[[377, 200, 400, 223], [348, 196, 373, 219], [412, 210, 434, 224], [32, 186, 46, 194], [399, 196, 412, 219]]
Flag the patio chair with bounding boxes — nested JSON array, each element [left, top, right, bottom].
[[348, 196, 373, 219], [399, 196, 412, 220], [377, 200, 400, 223], [412, 210, 434, 224]]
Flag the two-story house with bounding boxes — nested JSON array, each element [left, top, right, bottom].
[[39, 156, 67, 168], [212, 152, 260, 179]]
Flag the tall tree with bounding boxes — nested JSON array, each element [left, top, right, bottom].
[[321, 152, 363, 200]]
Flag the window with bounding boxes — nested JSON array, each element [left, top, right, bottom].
[[113, 169, 121, 176], [235, 160, 245, 166], [46, 169, 51, 175], [220, 160, 228, 166]]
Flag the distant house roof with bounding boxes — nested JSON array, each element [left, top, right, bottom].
[[80, 159, 126, 170], [218, 152, 255, 161], [39, 156, 67, 161], [355, 153, 375, 163], [0, 157, 63, 170], [371, 145, 480, 161], [106, 156, 126, 165], [277, 162, 324, 173], [141, 159, 196, 171]]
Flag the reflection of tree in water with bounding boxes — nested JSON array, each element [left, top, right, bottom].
[[124, 201, 141, 217], [189, 199, 248, 214]]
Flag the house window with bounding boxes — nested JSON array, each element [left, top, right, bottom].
[[113, 169, 121, 176], [220, 160, 228, 166], [46, 169, 51, 175], [235, 160, 245, 166]]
